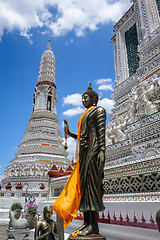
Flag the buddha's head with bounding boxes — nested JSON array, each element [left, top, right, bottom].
[[82, 82, 98, 108], [43, 205, 53, 221]]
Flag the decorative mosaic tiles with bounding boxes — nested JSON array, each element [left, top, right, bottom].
[[106, 139, 131, 152], [104, 191, 160, 202], [104, 155, 160, 181], [104, 172, 160, 194], [132, 140, 160, 159], [127, 111, 160, 132], [129, 121, 160, 143], [105, 154, 160, 171], [105, 146, 132, 163], [104, 154, 160, 198]]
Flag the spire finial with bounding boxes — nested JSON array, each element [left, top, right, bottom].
[[47, 40, 52, 50], [88, 81, 92, 90]]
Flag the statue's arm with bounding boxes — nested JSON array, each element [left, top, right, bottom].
[[96, 107, 106, 150], [34, 221, 51, 240], [51, 221, 58, 236], [68, 131, 78, 139], [34, 221, 40, 240], [96, 107, 106, 171], [64, 119, 77, 139]]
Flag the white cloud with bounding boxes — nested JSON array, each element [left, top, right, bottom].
[[63, 93, 82, 106], [98, 84, 113, 91], [98, 98, 114, 113], [63, 107, 84, 117], [95, 78, 112, 85], [95, 78, 113, 91], [63, 137, 76, 161], [20, 29, 33, 44], [0, 0, 132, 41]]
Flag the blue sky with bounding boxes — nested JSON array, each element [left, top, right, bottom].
[[0, 0, 132, 180]]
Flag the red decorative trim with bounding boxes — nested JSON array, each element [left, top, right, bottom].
[[76, 211, 158, 230], [109, 220, 158, 229], [36, 81, 56, 89]]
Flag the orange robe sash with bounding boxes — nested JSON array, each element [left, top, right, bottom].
[[52, 106, 96, 229]]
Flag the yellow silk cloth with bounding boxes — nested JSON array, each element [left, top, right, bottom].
[[52, 106, 96, 229]]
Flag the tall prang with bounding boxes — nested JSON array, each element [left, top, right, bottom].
[[103, 0, 160, 202], [2, 42, 70, 193]]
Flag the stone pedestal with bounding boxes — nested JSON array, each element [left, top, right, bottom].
[[67, 234, 106, 240], [6, 228, 30, 240]]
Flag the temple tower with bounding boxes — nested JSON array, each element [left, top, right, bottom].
[[103, 0, 160, 202], [2, 42, 70, 193]]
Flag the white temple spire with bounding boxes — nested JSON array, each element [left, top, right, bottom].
[[2, 45, 70, 193]]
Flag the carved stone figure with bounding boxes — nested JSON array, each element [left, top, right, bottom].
[[106, 125, 115, 146], [128, 81, 157, 123], [147, 77, 160, 111], [34, 205, 57, 240], [135, 82, 155, 119], [127, 91, 138, 123], [9, 210, 28, 229], [147, 77, 160, 95], [106, 116, 128, 145], [112, 117, 128, 143]]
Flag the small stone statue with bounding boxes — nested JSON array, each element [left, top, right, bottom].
[[127, 81, 157, 123], [135, 82, 155, 119], [9, 210, 28, 229], [34, 205, 58, 240], [106, 125, 115, 146], [112, 117, 128, 143], [147, 77, 160, 111], [7, 210, 30, 240], [127, 91, 138, 123]]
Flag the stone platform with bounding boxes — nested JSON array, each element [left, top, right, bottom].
[[6, 228, 30, 240], [67, 234, 106, 240]]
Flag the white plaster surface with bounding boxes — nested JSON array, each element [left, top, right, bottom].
[[103, 201, 160, 222], [65, 219, 160, 240]]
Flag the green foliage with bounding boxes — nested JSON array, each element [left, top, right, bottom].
[[11, 202, 23, 211]]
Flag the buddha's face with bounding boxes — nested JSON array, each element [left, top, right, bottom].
[[82, 93, 93, 108]]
